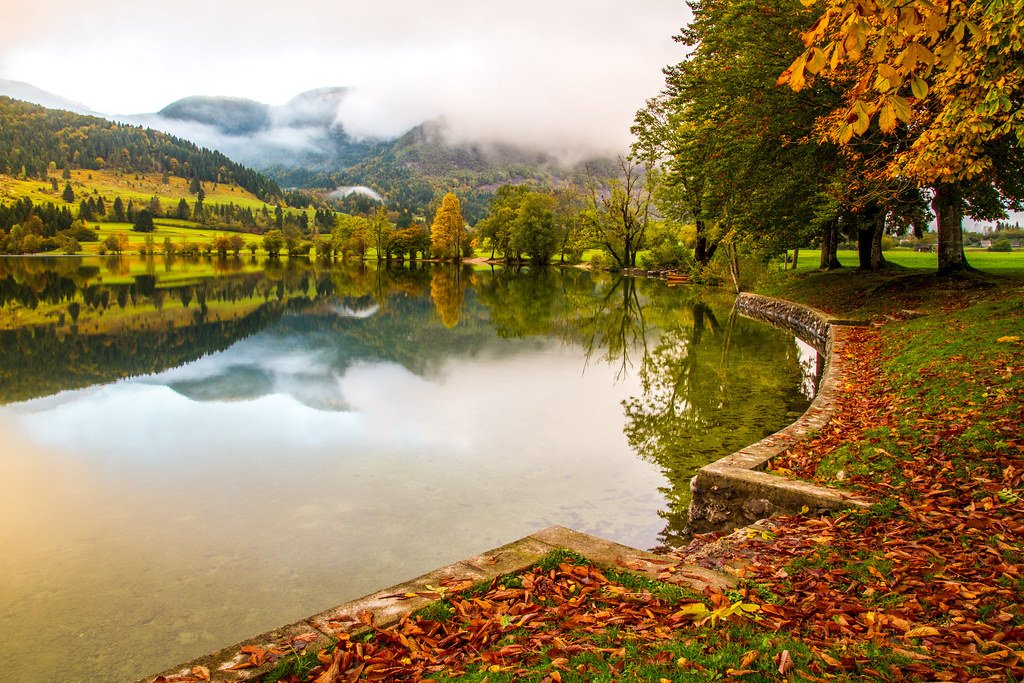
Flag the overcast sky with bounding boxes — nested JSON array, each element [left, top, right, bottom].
[[0, 0, 689, 155]]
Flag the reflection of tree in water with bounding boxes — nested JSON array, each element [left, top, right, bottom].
[[430, 266, 470, 328], [623, 297, 813, 550], [576, 276, 648, 381], [474, 266, 566, 339], [0, 257, 813, 551]]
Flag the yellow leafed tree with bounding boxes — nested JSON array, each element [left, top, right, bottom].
[[430, 192, 465, 261], [778, 0, 1024, 272]]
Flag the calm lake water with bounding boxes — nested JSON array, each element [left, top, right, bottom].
[[0, 256, 817, 681]]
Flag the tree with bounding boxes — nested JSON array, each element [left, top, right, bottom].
[[62, 182, 75, 204], [132, 209, 155, 233], [586, 157, 652, 270], [175, 198, 191, 220], [112, 197, 126, 222], [477, 185, 529, 260], [780, 0, 1024, 272], [228, 234, 246, 256], [430, 192, 466, 260], [262, 229, 285, 257], [511, 192, 559, 265], [370, 206, 394, 260], [632, 0, 862, 274], [212, 235, 231, 258]]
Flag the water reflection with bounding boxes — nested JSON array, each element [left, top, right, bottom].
[[0, 256, 817, 681]]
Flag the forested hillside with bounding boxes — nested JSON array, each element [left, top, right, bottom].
[[0, 97, 280, 200]]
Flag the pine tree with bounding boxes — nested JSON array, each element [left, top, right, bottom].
[[62, 182, 75, 203]]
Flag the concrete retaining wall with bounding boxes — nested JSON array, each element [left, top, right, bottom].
[[685, 293, 871, 535]]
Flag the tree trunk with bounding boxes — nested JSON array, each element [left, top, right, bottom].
[[870, 215, 887, 271], [856, 205, 886, 270], [694, 220, 718, 266], [819, 218, 842, 269], [791, 245, 800, 270], [727, 242, 741, 294], [857, 226, 873, 269], [932, 183, 969, 273]]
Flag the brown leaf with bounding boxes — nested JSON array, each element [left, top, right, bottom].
[[777, 649, 794, 676], [314, 649, 342, 683], [904, 626, 940, 638], [190, 666, 210, 681]]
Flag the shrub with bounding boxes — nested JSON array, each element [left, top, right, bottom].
[[639, 241, 693, 271], [988, 238, 1013, 252], [589, 251, 610, 271]]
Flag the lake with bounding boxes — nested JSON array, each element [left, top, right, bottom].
[[0, 255, 818, 681]]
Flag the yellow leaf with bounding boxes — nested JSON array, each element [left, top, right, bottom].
[[891, 95, 913, 123], [806, 47, 827, 75], [830, 41, 843, 69], [997, 336, 1020, 343], [879, 102, 897, 132], [788, 50, 810, 91], [878, 63, 899, 81], [910, 75, 929, 99], [676, 603, 710, 618]]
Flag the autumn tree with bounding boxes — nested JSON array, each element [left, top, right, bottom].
[[632, 0, 878, 272], [430, 192, 466, 261], [780, 0, 1024, 272]]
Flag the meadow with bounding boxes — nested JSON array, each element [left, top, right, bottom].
[[0, 169, 274, 212]]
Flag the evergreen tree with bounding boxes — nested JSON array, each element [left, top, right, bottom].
[[133, 209, 155, 233], [112, 197, 126, 222], [62, 182, 75, 203], [176, 198, 191, 220]]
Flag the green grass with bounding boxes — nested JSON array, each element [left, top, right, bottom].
[[89, 222, 259, 254], [784, 247, 1024, 276]]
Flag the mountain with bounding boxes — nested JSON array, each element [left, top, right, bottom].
[[128, 88, 384, 187], [0, 96, 281, 200], [0, 80, 616, 220], [0, 78, 100, 116]]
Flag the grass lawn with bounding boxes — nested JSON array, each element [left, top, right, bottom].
[[785, 246, 1024, 276]]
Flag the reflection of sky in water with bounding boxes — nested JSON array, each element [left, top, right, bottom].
[[795, 338, 820, 400], [0, 339, 669, 682]]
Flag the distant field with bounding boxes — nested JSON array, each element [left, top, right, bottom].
[[788, 247, 1024, 277], [89, 222, 262, 255], [0, 169, 274, 212]]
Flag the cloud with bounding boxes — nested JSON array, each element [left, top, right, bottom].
[[0, 0, 689, 157]]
